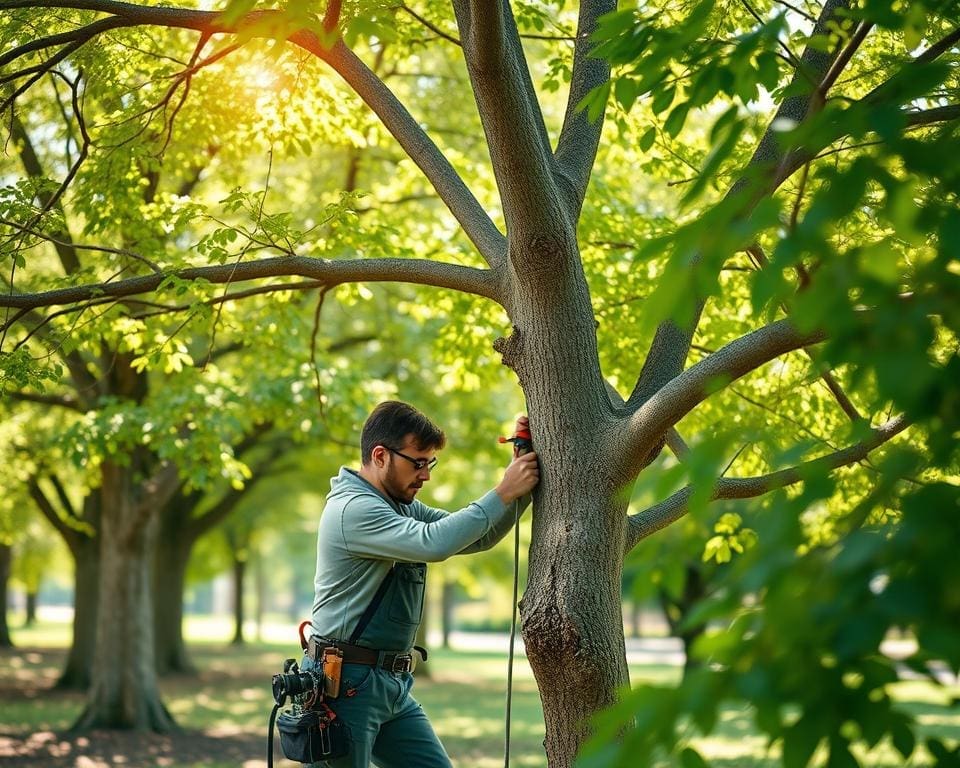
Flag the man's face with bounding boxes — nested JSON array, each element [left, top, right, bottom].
[[378, 436, 436, 505]]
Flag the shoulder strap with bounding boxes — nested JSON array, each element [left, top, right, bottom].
[[348, 564, 396, 645]]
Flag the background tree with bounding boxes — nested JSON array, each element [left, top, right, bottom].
[[2, 1, 957, 766]]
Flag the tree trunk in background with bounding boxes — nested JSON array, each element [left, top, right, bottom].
[[0, 543, 13, 648], [153, 524, 195, 676], [255, 552, 265, 643], [441, 578, 455, 649], [231, 555, 246, 646], [24, 592, 37, 627], [73, 460, 176, 731], [630, 600, 642, 639], [57, 528, 99, 690], [660, 565, 708, 676]]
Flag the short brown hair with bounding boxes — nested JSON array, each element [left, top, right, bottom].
[[360, 401, 445, 465]]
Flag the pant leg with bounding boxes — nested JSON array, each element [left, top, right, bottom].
[[303, 659, 385, 768], [371, 675, 452, 768]]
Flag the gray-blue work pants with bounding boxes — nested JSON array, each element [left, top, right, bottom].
[[302, 657, 452, 768]]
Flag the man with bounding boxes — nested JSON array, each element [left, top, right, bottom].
[[302, 400, 539, 768]]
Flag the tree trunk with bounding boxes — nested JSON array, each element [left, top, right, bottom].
[[0, 543, 13, 648], [505, 240, 629, 767], [231, 555, 246, 646], [630, 600, 642, 639], [521, 483, 629, 767], [57, 527, 99, 690], [153, 526, 195, 675], [73, 460, 176, 731], [441, 577, 455, 649], [660, 565, 708, 676], [255, 551, 265, 643], [24, 592, 37, 627]]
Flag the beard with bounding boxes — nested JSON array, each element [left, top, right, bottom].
[[384, 462, 422, 505]]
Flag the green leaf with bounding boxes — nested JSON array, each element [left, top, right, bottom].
[[639, 126, 657, 151], [783, 713, 822, 768], [664, 102, 690, 137], [680, 746, 709, 768]]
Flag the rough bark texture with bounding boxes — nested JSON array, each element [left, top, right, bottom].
[[230, 556, 246, 646], [58, 541, 99, 690], [0, 543, 13, 647], [503, 239, 627, 767], [153, 526, 195, 675], [74, 459, 175, 731]]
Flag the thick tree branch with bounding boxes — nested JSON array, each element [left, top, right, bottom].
[[138, 461, 181, 518], [4, 390, 84, 411], [27, 475, 90, 548], [554, 0, 616, 216], [613, 318, 828, 482], [452, 0, 567, 249], [0, 15, 131, 69], [624, 415, 910, 550], [0, 255, 501, 310], [321, 41, 506, 267], [744, 244, 862, 422], [627, 0, 850, 417], [904, 104, 960, 128]]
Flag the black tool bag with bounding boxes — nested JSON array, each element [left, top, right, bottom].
[[277, 706, 349, 763]]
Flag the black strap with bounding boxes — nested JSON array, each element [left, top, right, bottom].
[[267, 703, 280, 768], [348, 564, 396, 645]]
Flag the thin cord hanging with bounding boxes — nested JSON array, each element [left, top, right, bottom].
[[504, 508, 521, 768]]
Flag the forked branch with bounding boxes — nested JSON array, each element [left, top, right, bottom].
[[614, 318, 828, 482], [624, 415, 910, 551]]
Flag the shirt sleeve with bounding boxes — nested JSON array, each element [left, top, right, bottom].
[[340, 490, 507, 563], [457, 493, 531, 554]]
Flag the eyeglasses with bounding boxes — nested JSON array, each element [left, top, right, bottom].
[[384, 446, 438, 472]]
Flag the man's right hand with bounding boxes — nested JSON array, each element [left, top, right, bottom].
[[495, 451, 540, 505]]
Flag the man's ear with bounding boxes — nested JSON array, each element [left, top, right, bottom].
[[371, 445, 387, 468]]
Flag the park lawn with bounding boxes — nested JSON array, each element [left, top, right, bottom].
[[0, 616, 958, 767]]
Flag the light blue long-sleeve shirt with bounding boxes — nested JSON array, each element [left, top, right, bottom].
[[310, 467, 521, 644]]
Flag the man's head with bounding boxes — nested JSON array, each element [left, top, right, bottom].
[[360, 401, 446, 504]]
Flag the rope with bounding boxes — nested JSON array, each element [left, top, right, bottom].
[[504, 506, 521, 768]]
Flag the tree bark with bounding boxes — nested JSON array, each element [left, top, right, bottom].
[[72, 460, 176, 731], [153, 522, 195, 675], [505, 240, 629, 767], [24, 592, 37, 627], [441, 577, 455, 649], [659, 565, 708, 676], [0, 543, 13, 648], [521, 482, 629, 768], [58, 540, 99, 689], [231, 554, 246, 646], [45, 492, 103, 691]]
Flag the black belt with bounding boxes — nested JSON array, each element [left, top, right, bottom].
[[307, 637, 424, 674]]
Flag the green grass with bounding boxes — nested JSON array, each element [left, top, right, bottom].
[[1, 616, 958, 767]]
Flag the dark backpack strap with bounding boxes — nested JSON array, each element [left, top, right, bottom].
[[348, 564, 396, 645]]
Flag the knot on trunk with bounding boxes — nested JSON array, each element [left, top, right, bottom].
[[493, 327, 523, 368]]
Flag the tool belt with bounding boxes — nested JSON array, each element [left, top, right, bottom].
[[307, 636, 422, 674]]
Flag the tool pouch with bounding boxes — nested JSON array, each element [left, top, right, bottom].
[[277, 707, 349, 763]]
